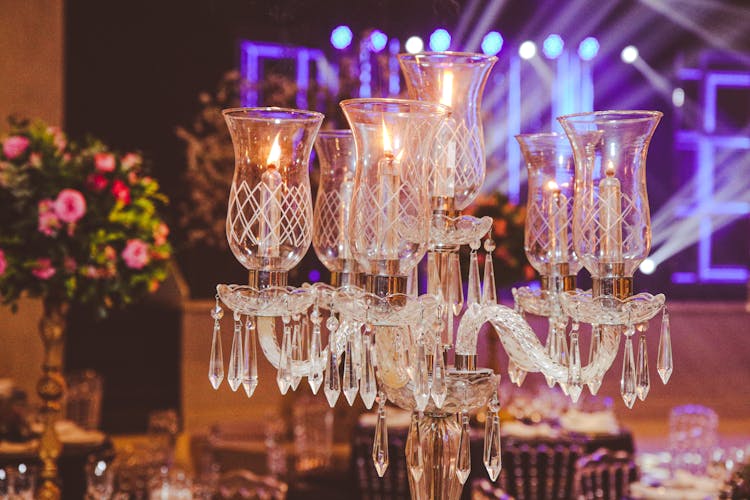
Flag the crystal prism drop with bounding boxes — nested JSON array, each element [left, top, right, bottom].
[[456, 411, 471, 484], [482, 239, 498, 305], [208, 319, 224, 390], [657, 310, 673, 384], [484, 411, 502, 481], [372, 395, 389, 477], [431, 344, 447, 408], [324, 346, 341, 408], [406, 413, 424, 482], [620, 333, 637, 408], [449, 252, 464, 316], [555, 323, 570, 395], [508, 359, 527, 387], [567, 330, 583, 403], [360, 336, 377, 409], [289, 321, 303, 391], [407, 263, 419, 297], [308, 310, 323, 394], [587, 325, 602, 395], [227, 316, 243, 392], [343, 335, 358, 406], [636, 334, 650, 401], [467, 250, 482, 305], [276, 319, 292, 395], [413, 343, 429, 412], [242, 316, 258, 398], [544, 328, 557, 388]]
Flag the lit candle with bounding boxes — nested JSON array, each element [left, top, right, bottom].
[[339, 171, 355, 261], [259, 133, 282, 258], [599, 162, 623, 262], [545, 180, 569, 265], [436, 70, 456, 198], [377, 120, 401, 259]]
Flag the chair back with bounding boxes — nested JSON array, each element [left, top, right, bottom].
[[470, 478, 515, 499], [351, 417, 410, 499], [500, 437, 582, 500], [575, 448, 638, 500]]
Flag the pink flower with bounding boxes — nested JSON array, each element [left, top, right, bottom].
[[47, 127, 67, 151], [38, 199, 55, 214], [153, 223, 169, 245], [38, 211, 61, 236], [121, 239, 150, 269], [111, 179, 131, 205], [103, 245, 116, 261], [83, 265, 100, 278], [53, 189, 87, 223], [0, 249, 6, 276], [94, 152, 115, 172], [86, 173, 108, 192], [29, 152, 43, 167], [121, 153, 141, 170], [3, 136, 30, 159], [64, 257, 77, 273], [31, 258, 56, 280]]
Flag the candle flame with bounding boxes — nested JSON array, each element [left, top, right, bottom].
[[382, 119, 392, 155], [267, 133, 281, 166], [440, 71, 454, 107], [605, 160, 616, 177], [546, 180, 560, 193]]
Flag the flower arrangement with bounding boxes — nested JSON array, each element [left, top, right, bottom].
[[0, 118, 172, 317], [462, 192, 536, 289]]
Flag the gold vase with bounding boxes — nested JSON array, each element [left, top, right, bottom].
[[36, 299, 68, 500]]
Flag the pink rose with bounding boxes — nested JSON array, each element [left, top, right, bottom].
[[47, 127, 67, 151], [38, 211, 61, 236], [0, 249, 6, 276], [3, 136, 30, 159], [86, 173, 108, 192], [54, 189, 87, 223], [29, 152, 43, 167], [111, 179, 131, 205], [94, 152, 115, 172], [31, 258, 56, 280], [121, 153, 141, 170], [121, 239, 150, 269], [153, 222, 169, 246]]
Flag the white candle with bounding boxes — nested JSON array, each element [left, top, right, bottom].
[[545, 180, 569, 264], [259, 133, 282, 258], [599, 162, 623, 262], [377, 121, 401, 259], [436, 70, 456, 198]]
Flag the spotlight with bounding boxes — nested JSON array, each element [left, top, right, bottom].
[[672, 87, 685, 108], [405, 36, 424, 54], [308, 269, 321, 282], [429, 28, 451, 51], [330, 25, 353, 50], [369, 30, 388, 52], [578, 36, 600, 61], [519, 40, 537, 60], [542, 34, 564, 59], [481, 31, 503, 56], [621, 45, 639, 64], [640, 258, 656, 275]]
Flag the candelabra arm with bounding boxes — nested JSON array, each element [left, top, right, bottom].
[[456, 303, 621, 383], [257, 315, 340, 377]]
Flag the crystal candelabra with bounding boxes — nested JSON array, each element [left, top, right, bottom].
[[207, 54, 673, 500]]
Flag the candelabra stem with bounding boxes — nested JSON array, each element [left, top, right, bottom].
[[248, 269, 288, 290], [406, 413, 464, 500], [36, 299, 69, 500]]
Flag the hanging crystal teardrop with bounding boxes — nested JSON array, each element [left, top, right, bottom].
[[620, 328, 637, 408], [406, 412, 424, 482], [555, 321, 570, 395], [482, 238, 498, 305], [567, 325, 583, 403], [227, 314, 243, 391], [467, 249, 482, 306], [484, 396, 502, 481], [508, 359, 527, 387], [360, 334, 377, 409], [308, 307, 323, 394], [372, 393, 389, 477], [407, 264, 419, 297], [657, 309, 673, 384], [587, 325, 603, 395], [636, 334, 650, 401], [276, 316, 293, 395], [413, 342, 429, 412], [242, 316, 259, 398], [544, 327, 557, 388], [343, 333, 359, 406], [208, 318, 224, 390], [449, 251, 464, 316], [324, 342, 341, 408], [289, 319, 303, 391], [431, 342, 447, 408], [456, 410, 472, 484]]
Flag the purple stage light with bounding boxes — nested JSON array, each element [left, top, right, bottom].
[[429, 28, 451, 51], [369, 30, 388, 52], [308, 269, 321, 282], [542, 34, 564, 59], [330, 25, 353, 50], [578, 37, 599, 61], [481, 31, 503, 56]]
